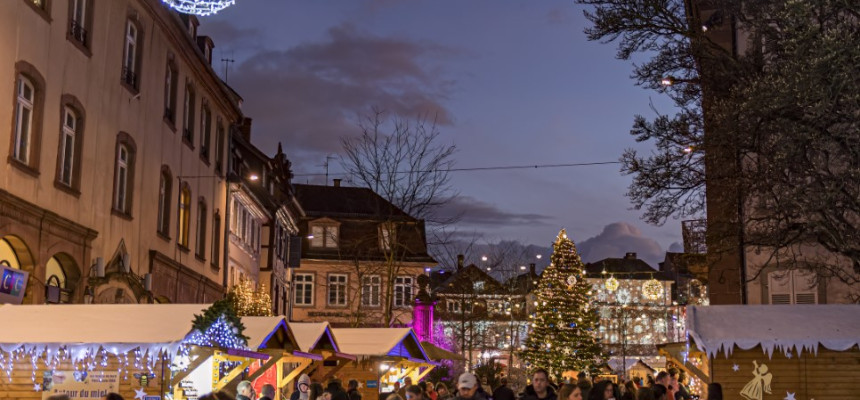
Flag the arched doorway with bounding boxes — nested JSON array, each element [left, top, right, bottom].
[[45, 254, 81, 304], [1, 235, 36, 303]]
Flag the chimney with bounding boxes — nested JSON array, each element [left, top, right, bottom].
[[457, 254, 464, 270], [529, 263, 536, 275], [333, 178, 342, 187], [625, 252, 637, 260]]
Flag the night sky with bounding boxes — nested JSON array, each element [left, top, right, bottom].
[[200, 1, 686, 267]]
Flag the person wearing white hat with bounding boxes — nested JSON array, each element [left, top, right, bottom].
[[453, 373, 479, 400]]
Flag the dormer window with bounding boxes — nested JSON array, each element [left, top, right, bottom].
[[474, 281, 485, 291], [379, 223, 396, 250], [310, 224, 338, 249]]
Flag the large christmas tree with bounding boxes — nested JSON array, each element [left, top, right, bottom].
[[520, 229, 605, 380]]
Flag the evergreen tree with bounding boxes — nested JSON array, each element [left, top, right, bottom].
[[227, 276, 273, 317], [520, 229, 605, 380]]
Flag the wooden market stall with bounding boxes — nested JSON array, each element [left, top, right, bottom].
[[685, 305, 860, 400], [331, 328, 435, 400], [288, 322, 356, 385], [0, 303, 277, 400]]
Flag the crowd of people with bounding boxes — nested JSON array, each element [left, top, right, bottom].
[[45, 365, 724, 400]]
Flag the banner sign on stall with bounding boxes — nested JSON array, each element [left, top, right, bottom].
[[0, 262, 28, 304], [41, 370, 120, 400]]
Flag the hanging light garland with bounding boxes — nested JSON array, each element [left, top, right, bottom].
[[642, 277, 664, 300], [162, 0, 236, 16], [604, 276, 619, 292]]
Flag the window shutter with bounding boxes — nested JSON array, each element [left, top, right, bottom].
[[288, 235, 302, 268], [793, 270, 818, 304], [768, 271, 792, 305]]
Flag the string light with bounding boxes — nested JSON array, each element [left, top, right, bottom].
[[162, 0, 236, 16], [605, 276, 619, 292], [642, 278, 664, 301]]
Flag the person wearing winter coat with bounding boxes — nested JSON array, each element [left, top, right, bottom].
[[291, 374, 312, 400], [519, 369, 557, 400]]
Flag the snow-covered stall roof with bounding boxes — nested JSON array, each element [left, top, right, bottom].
[[686, 305, 860, 358], [332, 328, 430, 362], [288, 322, 339, 353], [242, 316, 298, 351]]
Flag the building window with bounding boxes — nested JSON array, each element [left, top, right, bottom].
[[214, 119, 224, 173], [310, 225, 338, 248], [178, 185, 191, 248], [200, 104, 211, 161], [12, 76, 35, 164], [24, 0, 51, 21], [122, 19, 141, 90], [57, 107, 77, 186], [196, 199, 207, 258], [294, 273, 314, 306], [361, 275, 381, 307], [157, 168, 171, 236], [211, 211, 221, 268], [114, 145, 130, 212], [474, 281, 485, 291], [182, 84, 195, 144], [768, 270, 819, 305], [328, 274, 348, 306], [380, 223, 396, 250], [447, 300, 460, 313], [394, 276, 414, 308], [164, 60, 177, 123], [68, 0, 91, 48]]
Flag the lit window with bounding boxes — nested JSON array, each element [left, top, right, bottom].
[[310, 225, 339, 248], [328, 274, 348, 306], [294, 273, 314, 305], [58, 107, 77, 186], [380, 223, 396, 250], [12, 76, 34, 164], [178, 186, 191, 247]]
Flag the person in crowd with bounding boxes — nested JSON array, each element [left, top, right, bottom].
[[237, 381, 254, 400], [260, 384, 276, 400], [557, 383, 583, 400], [387, 395, 405, 400], [292, 374, 312, 400], [634, 388, 655, 400], [421, 380, 438, 400], [103, 395, 124, 400], [493, 377, 516, 400], [620, 380, 637, 400], [705, 383, 722, 400], [393, 382, 403, 399], [407, 385, 426, 400], [673, 371, 691, 400], [328, 379, 349, 400], [48, 396, 71, 400], [436, 382, 453, 400], [398, 377, 413, 399], [575, 372, 592, 400], [200, 393, 236, 400], [665, 369, 678, 400], [310, 382, 326, 400], [453, 373, 481, 400], [520, 368, 557, 400], [649, 385, 667, 400], [348, 379, 363, 400], [587, 380, 618, 400], [645, 376, 655, 388]]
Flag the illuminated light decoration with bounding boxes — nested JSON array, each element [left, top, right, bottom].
[[616, 288, 632, 304], [566, 275, 577, 288], [642, 278, 664, 301], [162, 0, 236, 16], [605, 276, 619, 292]]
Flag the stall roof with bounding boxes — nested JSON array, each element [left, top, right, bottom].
[[242, 316, 299, 351], [332, 328, 429, 361], [420, 341, 464, 361], [0, 304, 208, 347], [289, 322, 339, 353], [687, 305, 860, 358]]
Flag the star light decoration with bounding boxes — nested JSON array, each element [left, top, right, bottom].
[[784, 392, 796, 400], [162, 0, 236, 16], [641, 278, 664, 301], [604, 276, 619, 292]]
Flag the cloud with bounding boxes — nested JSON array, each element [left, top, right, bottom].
[[218, 23, 456, 155], [199, 20, 263, 50], [437, 196, 551, 226], [577, 222, 665, 267]]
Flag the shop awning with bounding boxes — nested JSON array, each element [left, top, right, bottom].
[[289, 322, 339, 353], [0, 303, 209, 351], [243, 316, 299, 351], [687, 305, 860, 358], [332, 328, 431, 363], [420, 341, 464, 361]]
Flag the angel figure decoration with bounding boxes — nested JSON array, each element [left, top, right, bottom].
[[740, 360, 773, 400]]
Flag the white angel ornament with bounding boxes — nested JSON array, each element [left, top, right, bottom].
[[740, 360, 773, 400]]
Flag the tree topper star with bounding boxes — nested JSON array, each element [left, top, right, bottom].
[[732, 363, 740, 372], [135, 388, 148, 400], [784, 392, 796, 400]]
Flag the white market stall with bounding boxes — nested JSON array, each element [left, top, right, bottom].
[[0, 303, 266, 400], [288, 322, 355, 385], [683, 304, 860, 400]]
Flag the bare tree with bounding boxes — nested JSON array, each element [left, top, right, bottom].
[[340, 109, 458, 325]]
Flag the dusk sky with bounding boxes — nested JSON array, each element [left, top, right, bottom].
[[201, 1, 687, 267]]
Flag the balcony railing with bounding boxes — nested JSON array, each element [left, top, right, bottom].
[[121, 66, 137, 89], [69, 19, 88, 46]]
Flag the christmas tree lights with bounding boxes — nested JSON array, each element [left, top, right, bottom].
[[520, 229, 606, 380], [227, 277, 273, 317]]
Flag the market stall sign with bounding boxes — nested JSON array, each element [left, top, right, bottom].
[[0, 263, 28, 304]]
